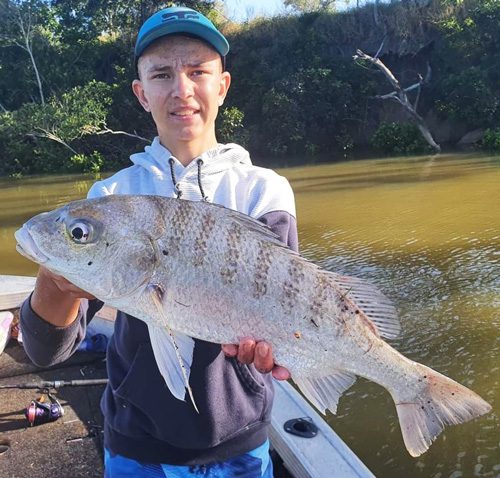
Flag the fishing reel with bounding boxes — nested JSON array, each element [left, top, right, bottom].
[[24, 390, 64, 427]]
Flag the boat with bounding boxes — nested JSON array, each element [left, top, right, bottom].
[[0, 274, 374, 477]]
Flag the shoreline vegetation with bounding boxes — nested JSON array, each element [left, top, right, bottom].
[[0, 0, 499, 177]]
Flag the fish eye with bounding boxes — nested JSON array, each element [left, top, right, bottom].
[[69, 221, 92, 244]]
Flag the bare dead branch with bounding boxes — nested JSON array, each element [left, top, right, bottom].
[[94, 128, 149, 142], [354, 49, 440, 152], [34, 128, 78, 155]]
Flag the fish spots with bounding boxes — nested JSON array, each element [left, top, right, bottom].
[[310, 273, 330, 316], [192, 213, 216, 267], [162, 250, 168, 256], [253, 242, 273, 298], [281, 279, 300, 314], [294, 331, 302, 339], [280, 258, 304, 313], [220, 222, 243, 284], [87, 261, 93, 266], [310, 318, 319, 328], [166, 202, 192, 253]]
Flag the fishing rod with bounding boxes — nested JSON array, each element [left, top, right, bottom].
[[0, 378, 109, 390], [0, 378, 108, 426]]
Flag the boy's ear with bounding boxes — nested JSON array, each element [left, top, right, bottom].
[[132, 79, 151, 112], [218, 71, 231, 107]]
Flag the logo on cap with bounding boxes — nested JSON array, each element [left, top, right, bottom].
[[161, 11, 200, 22]]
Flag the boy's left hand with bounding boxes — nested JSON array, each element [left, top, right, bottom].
[[222, 339, 291, 380]]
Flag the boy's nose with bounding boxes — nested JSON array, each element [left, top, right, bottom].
[[172, 74, 194, 98]]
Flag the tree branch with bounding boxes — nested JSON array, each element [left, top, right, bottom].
[[354, 49, 440, 152], [34, 128, 78, 154], [94, 128, 149, 142]]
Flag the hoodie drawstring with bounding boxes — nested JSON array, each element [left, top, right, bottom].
[[168, 157, 183, 198], [196, 159, 209, 202], [168, 157, 209, 202]]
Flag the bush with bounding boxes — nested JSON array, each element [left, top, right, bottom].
[[371, 122, 432, 155], [0, 81, 113, 175], [482, 128, 500, 151], [216, 106, 249, 147], [434, 68, 498, 128]]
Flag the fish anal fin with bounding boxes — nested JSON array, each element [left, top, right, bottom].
[[294, 370, 357, 415], [393, 365, 491, 457]]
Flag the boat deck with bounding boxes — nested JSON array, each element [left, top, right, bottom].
[[0, 339, 107, 477]]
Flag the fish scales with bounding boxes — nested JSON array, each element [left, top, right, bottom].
[[14, 194, 491, 458]]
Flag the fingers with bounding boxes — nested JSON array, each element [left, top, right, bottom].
[[254, 341, 274, 373], [221, 344, 238, 357], [237, 338, 256, 365], [271, 365, 291, 381], [38, 266, 95, 299], [221, 339, 291, 380]]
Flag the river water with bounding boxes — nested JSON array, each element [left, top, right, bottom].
[[0, 153, 499, 477]]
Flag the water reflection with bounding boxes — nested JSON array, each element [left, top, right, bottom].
[[0, 154, 498, 476]]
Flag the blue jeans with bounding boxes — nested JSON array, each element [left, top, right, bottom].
[[104, 440, 274, 477]]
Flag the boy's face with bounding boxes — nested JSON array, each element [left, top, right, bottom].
[[133, 36, 231, 154]]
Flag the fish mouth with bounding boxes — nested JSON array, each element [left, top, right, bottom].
[[14, 225, 48, 264]]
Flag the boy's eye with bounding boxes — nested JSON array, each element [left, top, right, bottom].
[[153, 73, 169, 79]]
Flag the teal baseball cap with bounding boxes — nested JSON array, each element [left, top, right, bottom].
[[134, 7, 230, 59]]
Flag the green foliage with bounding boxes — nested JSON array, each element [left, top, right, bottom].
[[258, 67, 358, 156], [1, 0, 500, 176], [482, 128, 500, 151], [69, 151, 105, 173], [371, 122, 431, 155], [0, 81, 114, 175], [216, 106, 249, 147], [432, 0, 500, 128], [435, 68, 498, 127]]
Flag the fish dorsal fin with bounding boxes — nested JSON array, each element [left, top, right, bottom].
[[326, 272, 401, 339], [293, 370, 357, 415], [148, 324, 198, 413], [205, 202, 293, 249]]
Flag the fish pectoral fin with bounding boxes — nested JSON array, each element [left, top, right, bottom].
[[147, 324, 199, 413], [293, 370, 357, 415]]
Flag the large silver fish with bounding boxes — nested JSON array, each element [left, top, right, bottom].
[[15, 195, 491, 457]]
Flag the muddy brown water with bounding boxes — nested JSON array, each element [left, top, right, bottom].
[[1, 153, 498, 477]]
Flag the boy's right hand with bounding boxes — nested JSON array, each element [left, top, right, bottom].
[[29, 266, 94, 327], [38, 266, 95, 300]]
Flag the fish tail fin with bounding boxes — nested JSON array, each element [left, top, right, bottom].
[[393, 365, 491, 457]]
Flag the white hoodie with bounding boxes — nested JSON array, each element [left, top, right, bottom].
[[88, 137, 296, 221]]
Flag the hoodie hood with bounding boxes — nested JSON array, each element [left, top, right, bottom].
[[88, 136, 294, 219], [130, 137, 252, 184]]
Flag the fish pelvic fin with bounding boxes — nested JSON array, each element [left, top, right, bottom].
[[393, 365, 491, 457], [147, 324, 199, 413], [294, 370, 357, 415]]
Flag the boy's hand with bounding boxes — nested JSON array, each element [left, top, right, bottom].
[[39, 266, 95, 300], [29, 266, 95, 327], [222, 339, 291, 380]]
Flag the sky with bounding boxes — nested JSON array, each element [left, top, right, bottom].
[[222, 1, 391, 22], [223, 0, 287, 22]]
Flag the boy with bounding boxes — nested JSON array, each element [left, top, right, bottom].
[[20, 7, 297, 477]]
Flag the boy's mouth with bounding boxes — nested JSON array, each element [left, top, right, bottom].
[[171, 107, 199, 118]]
